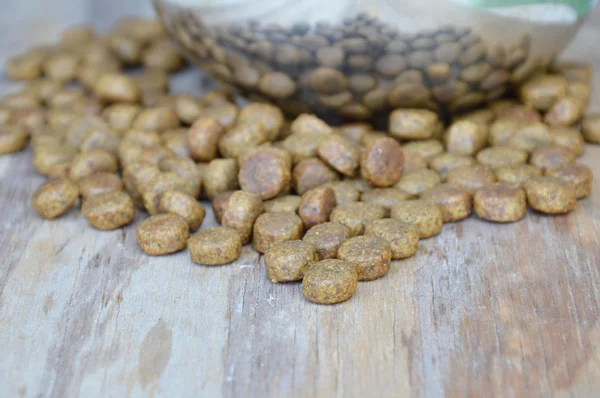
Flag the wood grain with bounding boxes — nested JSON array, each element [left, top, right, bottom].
[[1, 5, 600, 398]]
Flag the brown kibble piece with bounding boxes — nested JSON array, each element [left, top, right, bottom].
[[142, 172, 189, 215], [309, 67, 348, 94], [136, 214, 189, 255], [237, 103, 285, 141], [581, 115, 600, 143], [239, 148, 291, 200], [69, 150, 118, 180], [0, 125, 28, 154], [507, 122, 552, 152], [476, 146, 528, 169], [519, 75, 567, 111], [302, 259, 358, 305], [495, 164, 542, 186], [43, 52, 80, 82], [82, 191, 135, 230], [252, 212, 304, 253], [174, 95, 203, 125], [421, 184, 472, 222], [447, 164, 497, 193], [446, 120, 487, 156], [298, 186, 336, 229], [403, 151, 428, 173], [259, 72, 296, 98], [330, 202, 386, 237], [364, 219, 419, 260], [212, 190, 234, 223], [219, 123, 268, 158], [264, 195, 301, 213], [292, 158, 339, 195], [474, 183, 527, 222], [78, 172, 123, 199], [389, 109, 437, 140], [264, 240, 317, 283], [324, 181, 361, 205], [429, 153, 476, 181], [495, 104, 541, 123], [544, 97, 583, 127], [203, 158, 239, 200], [361, 137, 404, 187], [338, 236, 392, 281], [221, 190, 263, 244], [122, 162, 160, 206], [303, 222, 350, 260], [361, 188, 414, 216], [187, 118, 223, 162], [188, 227, 242, 265], [524, 176, 576, 214], [391, 199, 444, 239], [32, 177, 79, 220], [94, 73, 140, 103], [530, 145, 576, 170], [143, 41, 183, 72], [549, 126, 584, 156], [545, 163, 593, 199], [317, 135, 360, 177], [395, 169, 441, 196], [159, 191, 206, 231], [133, 106, 180, 132]]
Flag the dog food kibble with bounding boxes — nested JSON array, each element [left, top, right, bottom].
[[188, 226, 242, 265], [338, 236, 392, 281], [298, 186, 336, 229], [361, 137, 404, 187], [474, 183, 527, 222], [391, 199, 444, 239], [82, 191, 135, 230], [159, 191, 206, 231], [494, 164, 542, 186], [94, 73, 140, 103], [325, 180, 361, 205], [361, 188, 414, 216], [136, 214, 189, 255], [421, 183, 472, 222], [582, 114, 600, 143], [389, 109, 438, 139], [476, 146, 528, 169], [519, 74, 567, 111], [237, 103, 284, 141], [364, 219, 419, 259], [32, 177, 79, 219], [544, 97, 583, 127], [524, 176, 577, 214], [303, 222, 350, 260], [447, 164, 496, 193], [187, 118, 223, 162], [211, 190, 234, 224], [317, 134, 360, 177], [0, 125, 28, 154], [530, 145, 576, 170], [302, 259, 358, 305], [239, 148, 291, 200], [264, 240, 317, 283], [218, 123, 268, 158], [122, 162, 160, 206], [545, 163, 593, 199], [252, 212, 304, 253], [549, 126, 584, 156], [159, 156, 202, 199], [429, 152, 476, 181], [403, 140, 445, 160], [395, 169, 441, 196], [330, 201, 386, 237], [203, 158, 239, 200], [263, 195, 302, 213], [446, 120, 487, 156], [221, 190, 263, 244], [78, 172, 123, 199], [133, 106, 179, 132], [293, 158, 339, 195], [403, 151, 428, 173], [69, 150, 119, 181], [507, 122, 553, 153]]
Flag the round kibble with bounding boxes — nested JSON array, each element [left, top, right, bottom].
[[474, 183, 527, 223], [219, 123, 268, 159], [338, 236, 392, 281], [421, 184, 472, 222], [524, 176, 577, 214], [429, 153, 476, 181], [259, 72, 296, 98], [203, 158, 239, 200], [581, 114, 600, 143], [263, 195, 301, 213], [0, 125, 28, 154], [239, 148, 291, 200], [403, 151, 429, 173], [324, 180, 361, 205], [221, 190, 263, 244], [403, 140, 444, 160], [159, 191, 206, 231], [212, 190, 234, 224], [389, 109, 437, 140], [364, 219, 419, 260], [303, 222, 350, 260], [545, 163, 593, 199], [391, 199, 444, 239], [292, 158, 339, 195], [519, 75, 567, 111], [361, 137, 404, 187], [309, 67, 348, 94], [142, 41, 183, 72], [394, 169, 441, 196], [544, 97, 583, 127], [136, 214, 189, 256], [237, 103, 284, 141], [122, 162, 160, 206], [317, 135, 360, 177], [133, 106, 179, 132], [298, 186, 336, 230], [447, 164, 496, 193], [252, 212, 304, 253], [187, 118, 223, 162], [360, 188, 414, 216], [302, 259, 358, 305], [549, 126, 584, 157], [69, 150, 118, 181], [31, 177, 79, 220], [507, 122, 552, 153], [141, 171, 189, 215], [330, 202, 386, 237], [446, 120, 487, 156], [530, 145, 576, 170], [94, 73, 140, 103], [78, 172, 123, 199], [43, 52, 80, 82], [476, 146, 528, 169], [495, 164, 542, 186], [82, 191, 135, 230], [264, 240, 317, 283], [188, 227, 242, 265]]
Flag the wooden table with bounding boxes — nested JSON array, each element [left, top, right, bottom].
[[2, 8, 600, 398]]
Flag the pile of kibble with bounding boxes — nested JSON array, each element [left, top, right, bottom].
[[1, 18, 599, 304]]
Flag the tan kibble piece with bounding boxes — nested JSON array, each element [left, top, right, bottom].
[[495, 104, 541, 123], [338, 235, 392, 281], [237, 103, 285, 141], [338, 124, 371, 146], [447, 164, 497, 193], [317, 135, 360, 177], [581, 115, 600, 144], [361, 137, 404, 187], [258, 72, 296, 99], [186, 117, 223, 162], [403, 151, 428, 173], [122, 162, 160, 206], [78, 173, 123, 199], [530, 145, 576, 170], [309, 67, 348, 94], [31, 177, 79, 220], [134, 68, 169, 94], [403, 140, 444, 160], [200, 102, 238, 129], [292, 158, 339, 195], [545, 163, 593, 199], [495, 164, 542, 186], [136, 214, 189, 256], [446, 120, 487, 156], [188, 227, 242, 266], [391, 199, 444, 239], [429, 153, 476, 181], [219, 123, 268, 158], [303, 222, 350, 260], [361, 188, 414, 216], [65, 115, 110, 149], [476, 146, 528, 169], [395, 169, 441, 196], [5, 52, 43, 80], [252, 212, 304, 253], [212, 190, 234, 223], [82, 191, 135, 230], [455, 108, 496, 125], [94, 73, 140, 103], [124, 130, 160, 148], [302, 259, 358, 305], [474, 183, 527, 223], [159, 156, 202, 198], [203, 158, 239, 200], [1, 92, 40, 109], [239, 148, 291, 200], [298, 187, 336, 230], [507, 122, 553, 153], [549, 127, 584, 156], [137, 147, 176, 168], [364, 219, 419, 260], [324, 181, 361, 205], [142, 172, 189, 215], [33, 143, 78, 176], [221, 190, 263, 244], [488, 119, 521, 146], [69, 150, 118, 181], [263, 195, 301, 213], [0, 125, 28, 154], [524, 176, 576, 214], [174, 95, 203, 125], [519, 75, 568, 111], [544, 97, 584, 127], [162, 129, 190, 158], [422, 184, 472, 222], [265, 240, 317, 283], [330, 202, 386, 237], [389, 109, 438, 140], [159, 191, 206, 231], [143, 41, 184, 72], [108, 34, 143, 65], [43, 52, 80, 82], [133, 106, 180, 132]]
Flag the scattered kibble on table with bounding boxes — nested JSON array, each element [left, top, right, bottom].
[[0, 17, 596, 305]]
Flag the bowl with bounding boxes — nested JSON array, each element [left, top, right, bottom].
[[153, 0, 593, 121]]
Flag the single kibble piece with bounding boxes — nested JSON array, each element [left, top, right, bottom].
[[361, 137, 404, 187], [201, 102, 238, 129], [94, 73, 140, 103], [221, 190, 263, 244], [32, 177, 79, 219], [429, 153, 476, 181], [174, 95, 202, 125], [474, 183, 527, 223], [403, 151, 429, 173], [303, 222, 350, 260], [78, 172, 123, 199], [239, 148, 291, 200], [133, 106, 180, 132], [581, 114, 600, 143], [495, 164, 542, 186], [69, 150, 118, 181], [263, 195, 301, 213], [82, 191, 135, 230], [0, 125, 28, 154], [495, 104, 542, 123], [544, 97, 584, 127], [159, 191, 206, 231], [122, 162, 160, 206], [519, 74, 567, 111], [403, 140, 445, 160], [142, 41, 184, 72], [302, 259, 358, 305], [188, 227, 242, 265], [317, 134, 360, 177], [447, 164, 496, 193], [188, 118, 224, 162], [549, 126, 584, 157], [43, 52, 80, 82], [237, 103, 284, 141], [330, 202, 386, 237], [325, 180, 361, 205], [545, 163, 593, 199], [476, 146, 528, 169], [389, 109, 438, 140], [446, 120, 487, 156], [394, 169, 441, 196], [264, 240, 317, 283], [159, 156, 203, 199], [391, 199, 444, 239], [421, 184, 472, 222], [298, 186, 336, 229], [360, 188, 414, 216], [212, 190, 234, 224], [530, 145, 576, 170], [252, 212, 304, 253], [524, 176, 577, 214], [218, 123, 268, 158], [136, 214, 189, 255], [364, 219, 419, 260], [203, 158, 239, 200], [338, 235, 392, 281], [507, 122, 552, 153], [162, 129, 190, 158], [141, 172, 189, 215], [293, 158, 339, 195]]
